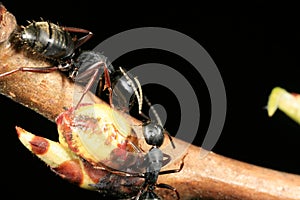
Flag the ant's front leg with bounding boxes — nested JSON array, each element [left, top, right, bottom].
[[73, 60, 112, 110], [159, 153, 187, 175]]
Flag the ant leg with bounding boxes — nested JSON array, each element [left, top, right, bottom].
[[156, 183, 180, 199], [159, 153, 187, 175], [73, 61, 105, 109], [153, 155, 187, 200], [134, 184, 147, 200], [63, 27, 93, 49], [93, 164, 145, 178], [162, 153, 172, 167], [0, 66, 59, 77], [103, 66, 114, 107]]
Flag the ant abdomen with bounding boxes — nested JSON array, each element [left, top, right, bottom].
[[17, 21, 75, 59]]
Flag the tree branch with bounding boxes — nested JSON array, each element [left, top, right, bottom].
[[1, 4, 300, 200]]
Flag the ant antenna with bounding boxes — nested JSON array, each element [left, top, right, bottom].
[[164, 129, 176, 149], [134, 76, 144, 115], [119, 67, 143, 115], [143, 96, 162, 127], [119, 67, 176, 149]]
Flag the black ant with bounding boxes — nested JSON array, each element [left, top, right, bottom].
[[134, 122, 185, 200], [90, 61, 184, 199], [0, 21, 112, 109], [1, 20, 158, 114], [92, 122, 185, 200]]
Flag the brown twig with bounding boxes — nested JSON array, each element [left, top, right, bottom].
[[1, 4, 300, 200]]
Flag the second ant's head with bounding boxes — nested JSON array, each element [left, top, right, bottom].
[[142, 122, 164, 148]]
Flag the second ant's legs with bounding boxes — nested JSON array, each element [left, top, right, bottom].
[[62, 27, 93, 49], [73, 61, 107, 110], [0, 66, 59, 78], [103, 66, 114, 107]]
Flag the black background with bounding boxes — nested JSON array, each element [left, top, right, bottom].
[[1, 1, 300, 199]]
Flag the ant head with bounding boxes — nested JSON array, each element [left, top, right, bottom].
[[142, 122, 164, 147]]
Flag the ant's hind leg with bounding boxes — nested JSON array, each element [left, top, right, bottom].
[[0, 65, 59, 78], [62, 27, 93, 49], [103, 66, 114, 107]]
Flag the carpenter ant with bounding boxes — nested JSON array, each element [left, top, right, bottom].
[[0, 20, 158, 113], [70, 55, 183, 199], [0, 21, 111, 109], [92, 121, 185, 200], [133, 122, 185, 200]]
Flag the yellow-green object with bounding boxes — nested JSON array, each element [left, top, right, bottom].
[[267, 87, 300, 125], [15, 103, 143, 197]]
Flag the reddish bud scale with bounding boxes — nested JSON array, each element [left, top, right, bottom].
[[29, 136, 50, 154], [53, 159, 84, 185]]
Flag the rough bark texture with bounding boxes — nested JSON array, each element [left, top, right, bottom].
[[1, 4, 300, 200]]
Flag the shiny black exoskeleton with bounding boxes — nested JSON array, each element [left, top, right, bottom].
[[92, 121, 184, 200], [0, 21, 111, 108], [132, 122, 183, 200], [13, 21, 93, 59], [1, 21, 94, 79], [17, 21, 79, 59]]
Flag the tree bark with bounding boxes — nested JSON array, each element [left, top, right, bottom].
[[1, 3, 300, 200]]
